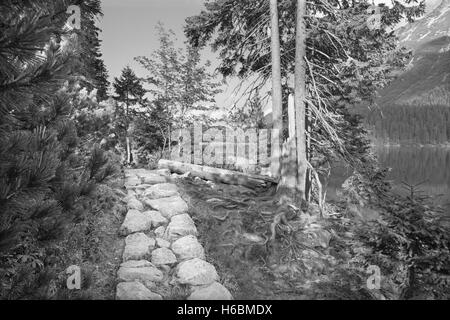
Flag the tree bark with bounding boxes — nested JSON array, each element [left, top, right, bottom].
[[294, 0, 308, 200], [279, 94, 298, 191], [125, 92, 132, 165], [158, 159, 278, 189], [269, 0, 283, 179]]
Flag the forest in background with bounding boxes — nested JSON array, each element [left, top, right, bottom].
[[365, 104, 450, 144], [361, 34, 450, 145]]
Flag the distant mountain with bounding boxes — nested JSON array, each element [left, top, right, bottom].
[[397, 0, 450, 50], [362, 1, 450, 144], [374, 0, 450, 107], [376, 36, 450, 107]]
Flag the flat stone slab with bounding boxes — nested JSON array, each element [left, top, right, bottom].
[[176, 258, 219, 286], [123, 233, 155, 261], [120, 210, 153, 235], [151, 247, 177, 266], [145, 195, 188, 219], [171, 235, 205, 261], [165, 214, 198, 241], [188, 282, 233, 300], [143, 183, 179, 199], [125, 176, 141, 186], [150, 169, 171, 177], [120, 260, 154, 268], [118, 265, 164, 283], [132, 184, 155, 190], [127, 196, 144, 211], [156, 237, 171, 248], [139, 172, 167, 184], [154, 226, 166, 238], [145, 210, 168, 228], [116, 282, 162, 300]]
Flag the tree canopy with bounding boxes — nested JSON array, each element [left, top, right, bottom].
[[185, 0, 425, 171]]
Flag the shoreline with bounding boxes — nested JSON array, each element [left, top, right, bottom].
[[370, 142, 450, 148]]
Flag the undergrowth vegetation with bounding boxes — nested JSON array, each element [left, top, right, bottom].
[[178, 167, 449, 300]]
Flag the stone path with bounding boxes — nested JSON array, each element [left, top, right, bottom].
[[115, 168, 233, 300]]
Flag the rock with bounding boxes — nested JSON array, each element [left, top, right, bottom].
[[308, 203, 322, 216], [119, 210, 153, 235], [295, 228, 332, 249], [123, 233, 155, 261], [127, 189, 136, 197], [143, 183, 179, 199], [171, 173, 181, 179], [171, 235, 205, 261], [140, 172, 167, 184], [144, 210, 168, 228], [120, 260, 154, 268], [133, 184, 155, 190], [124, 170, 137, 178], [145, 195, 188, 219], [312, 229, 332, 248], [128, 169, 149, 175], [298, 213, 318, 227], [181, 172, 191, 179], [176, 258, 219, 286], [151, 247, 177, 266], [127, 197, 144, 211], [156, 237, 171, 248], [118, 265, 164, 283], [188, 282, 233, 300], [153, 169, 171, 177], [154, 226, 166, 238], [165, 214, 198, 241], [116, 282, 162, 300], [125, 176, 141, 186]]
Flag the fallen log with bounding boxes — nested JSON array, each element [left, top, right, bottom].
[[158, 159, 279, 189]]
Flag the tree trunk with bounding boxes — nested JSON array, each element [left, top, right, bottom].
[[294, 0, 308, 200], [125, 92, 131, 165], [279, 94, 298, 191], [158, 159, 277, 189], [269, 0, 283, 179]]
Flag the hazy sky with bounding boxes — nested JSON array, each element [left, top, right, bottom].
[[99, 0, 239, 109], [100, 0, 208, 86], [99, 0, 443, 110]]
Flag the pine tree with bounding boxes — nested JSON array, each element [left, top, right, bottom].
[[75, 0, 110, 101], [0, 0, 113, 254], [113, 66, 146, 164]]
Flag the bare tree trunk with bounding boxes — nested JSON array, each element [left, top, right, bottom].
[[269, 0, 283, 179], [279, 94, 298, 190], [294, 0, 308, 200], [125, 93, 132, 165]]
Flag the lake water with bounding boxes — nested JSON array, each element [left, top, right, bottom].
[[328, 146, 450, 213]]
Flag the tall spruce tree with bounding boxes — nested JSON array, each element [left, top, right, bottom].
[[113, 66, 146, 164], [76, 0, 110, 101]]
